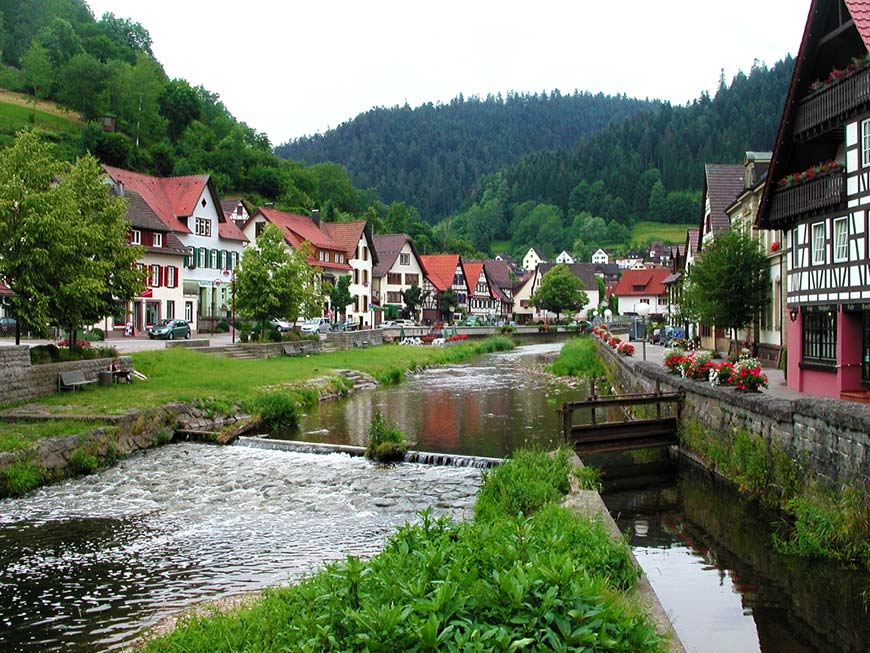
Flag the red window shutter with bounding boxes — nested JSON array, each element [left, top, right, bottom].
[[172, 266, 178, 288]]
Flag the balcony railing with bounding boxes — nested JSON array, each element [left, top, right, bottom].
[[795, 66, 870, 137], [768, 170, 845, 225]]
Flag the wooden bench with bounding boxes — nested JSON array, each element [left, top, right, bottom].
[[282, 343, 301, 356], [59, 370, 97, 392]]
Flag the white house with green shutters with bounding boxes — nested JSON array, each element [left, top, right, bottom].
[[104, 166, 248, 331]]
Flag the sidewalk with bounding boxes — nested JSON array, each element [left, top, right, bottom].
[[0, 332, 236, 354], [630, 340, 801, 401]]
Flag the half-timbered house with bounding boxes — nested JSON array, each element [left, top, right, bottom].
[[757, 0, 870, 399]]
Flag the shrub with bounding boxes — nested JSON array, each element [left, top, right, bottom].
[[69, 447, 100, 475], [573, 464, 603, 491], [251, 392, 298, 429], [377, 367, 403, 385], [365, 411, 407, 463], [2, 460, 43, 495], [499, 324, 515, 334], [85, 328, 105, 341], [215, 319, 229, 333], [551, 337, 605, 378], [239, 331, 249, 343]]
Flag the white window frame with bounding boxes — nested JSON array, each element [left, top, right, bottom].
[[131, 229, 141, 245], [400, 253, 410, 266], [153, 232, 163, 247], [166, 266, 176, 288], [198, 248, 207, 268], [833, 217, 848, 262], [195, 218, 211, 237], [210, 249, 218, 268], [811, 222, 826, 265], [862, 118, 870, 167], [150, 264, 160, 287]]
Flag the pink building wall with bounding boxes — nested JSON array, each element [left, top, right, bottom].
[[838, 310, 863, 391], [789, 309, 863, 398]]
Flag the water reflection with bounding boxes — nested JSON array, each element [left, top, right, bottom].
[[293, 343, 583, 458], [593, 450, 870, 653], [0, 443, 481, 652]]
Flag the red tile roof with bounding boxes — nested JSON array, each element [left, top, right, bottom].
[[321, 221, 366, 258], [420, 254, 461, 291], [0, 281, 15, 296], [218, 220, 248, 242], [846, 1, 870, 50], [613, 268, 670, 297], [462, 262, 485, 293], [250, 207, 350, 270]]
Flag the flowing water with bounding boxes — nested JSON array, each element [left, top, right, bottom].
[[292, 342, 579, 457], [0, 444, 481, 652]]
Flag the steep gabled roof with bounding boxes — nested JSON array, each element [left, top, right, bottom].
[[758, 0, 870, 227], [321, 221, 364, 257], [701, 164, 744, 241], [421, 254, 461, 291], [251, 207, 337, 250], [372, 234, 411, 277], [481, 259, 512, 290], [613, 268, 670, 297], [686, 228, 700, 253], [536, 262, 599, 291], [462, 261, 485, 293], [0, 281, 16, 297], [123, 189, 170, 233], [218, 221, 248, 242]]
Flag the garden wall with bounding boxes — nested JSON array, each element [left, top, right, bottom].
[[593, 339, 870, 487], [0, 346, 133, 406]]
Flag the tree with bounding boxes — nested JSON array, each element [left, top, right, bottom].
[[20, 42, 53, 99], [683, 228, 770, 342], [234, 224, 323, 336], [158, 78, 202, 139], [56, 52, 107, 119], [402, 284, 427, 321], [328, 275, 352, 321], [0, 131, 143, 347], [437, 288, 459, 323], [531, 263, 589, 321]]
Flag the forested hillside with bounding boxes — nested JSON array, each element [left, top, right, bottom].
[[276, 92, 660, 221], [442, 59, 795, 259]]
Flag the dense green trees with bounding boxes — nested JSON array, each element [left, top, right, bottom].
[[0, 131, 143, 346], [531, 264, 589, 320]]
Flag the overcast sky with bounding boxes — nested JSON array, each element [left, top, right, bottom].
[[85, 1, 809, 146]]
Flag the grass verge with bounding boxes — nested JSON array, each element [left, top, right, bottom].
[[0, 419, 111, 453], [143, 447, 662, 652], [27, 338, 516, 416], [550, 336, 606, 379]]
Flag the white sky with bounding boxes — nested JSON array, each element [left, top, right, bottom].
[[85, 0, 809, 146]]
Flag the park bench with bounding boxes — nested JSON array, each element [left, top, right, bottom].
[[58, 370, 97, 392], [300, 342, 316, 355], [282, 343, 301, 356]]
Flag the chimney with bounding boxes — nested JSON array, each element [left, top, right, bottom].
[[311, 209, 320, 226], [115, 180, 124, 197]]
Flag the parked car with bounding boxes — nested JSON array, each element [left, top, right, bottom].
[[334, 318, 358, 332], [377, 319, 415, 328], [270, 318, 293, 332], [148, 319, 191, 340], [376, 320, 396, 329], [0, 316, 15, 336], [300, 317, 331, 335]]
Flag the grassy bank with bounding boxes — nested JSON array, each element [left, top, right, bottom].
[[143, 448, 665, 652], [28, 337, 516, 416], [0, 419, 110, 453], [550, 336, 606, 379], [681, 419, 870, 571]]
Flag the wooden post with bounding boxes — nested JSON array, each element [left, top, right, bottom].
[[655, 379, 662, 418], [561, 403, 571, 441]]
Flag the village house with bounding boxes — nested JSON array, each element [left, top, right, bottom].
[[420, 254, 467, 323], [756, 0, 870, 400], [241, 207, 351, 321], [221, 198, 250, 228], [103, 166, 248, 333], [726, 152, 787, 362], [555, 250, 575, 265], [520, 263, 600, 322], [522, 247, 546, 272], [462, 260, 500, 322], [591, 248, 609, 265], [613, 268, 670, 318], [321, 221, 377, 327], [372, 234, 425, 324], [482, 259, 515, 322]]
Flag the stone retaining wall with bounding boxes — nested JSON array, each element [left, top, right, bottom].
[[594, 339, 870, 487], [325, 330, 384, 349], [0, 347, 133, 406]]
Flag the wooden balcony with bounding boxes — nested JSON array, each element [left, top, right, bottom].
[[795, 66, 870, 138], [768, 170, 845, 225]]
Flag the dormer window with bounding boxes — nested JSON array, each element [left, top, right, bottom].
[[195, 218, 212, 237], [153, 233, 163, 247], [131, 229, 141, 245]]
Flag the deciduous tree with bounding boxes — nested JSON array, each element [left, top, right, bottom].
[[328, 275, 352, 321], [531, 263, 589, 320]]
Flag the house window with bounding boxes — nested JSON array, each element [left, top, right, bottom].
[[400, 253, 410, 266], [811, 222, 826, 265], [198, 248, 207, 268], [232, 252, 239, 268], [387, 291, 402, 303], [210, 249, 218, 268], [255, 221, 265, 237], [862, 118, 870, 167], [166, 301, 175, 320], [150, 265, 160, 287], [833, 217, 848, 262], [338, 254, 344, 264], [145, 302, 160, 327], [388, 273, 401, 285], [166, 266, 176, 288], [153, 232, 163, 247], [802, 308, 837, 366], [363, 269, 368, 284], [363, 246, 368, 261], [195, 218, 212, 237], [405, 273, 419, 286], [131, 229, 141, 245], [354, 269, 359, 284]]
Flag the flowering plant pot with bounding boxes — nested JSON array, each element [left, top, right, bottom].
[[616, 341, 634, 356]]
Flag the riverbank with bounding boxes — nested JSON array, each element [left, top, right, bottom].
[[0, 338, 516, 496], [140, 449, 680, 653]]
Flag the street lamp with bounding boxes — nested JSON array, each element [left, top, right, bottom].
[[636, 302, 651, 361], [604, 308, 612, 324], [221, 268, 235, 343]]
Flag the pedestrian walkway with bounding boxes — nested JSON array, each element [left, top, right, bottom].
[[0, 332, 236, 354], [631, 340, 801, 401]]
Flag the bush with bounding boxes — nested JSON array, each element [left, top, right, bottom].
[[69, 447, 100, 475], [214, 319, 229, 333], [84, 328, 105, 341], [2, 460, 43, 496], [550, 337, 605, 378], [365, 411, 407, 463], [251, 392, 298, 430], [239, 331, 249, 343]]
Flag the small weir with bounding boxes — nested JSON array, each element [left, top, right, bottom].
[[236, 435, 503, 468]]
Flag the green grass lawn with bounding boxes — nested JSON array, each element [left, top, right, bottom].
[[630, 221, 695, 246], [488, 239, 511, 256], [30, 340, 511, 415], [0, 419, 110, 453]]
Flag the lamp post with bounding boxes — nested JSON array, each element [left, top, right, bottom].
[[636, 302, 651, 361], [604, 308, 612, 325], [221, 268, 235, 343]]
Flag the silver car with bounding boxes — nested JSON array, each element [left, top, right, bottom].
[[300, 317, 331, 334]]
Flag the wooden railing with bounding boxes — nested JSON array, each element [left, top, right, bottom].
[[795, 66, 870, 137], [768, 171, 845, 226]]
